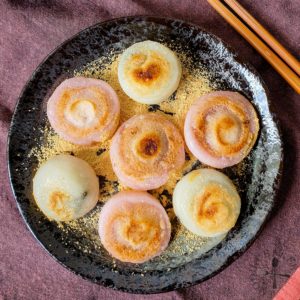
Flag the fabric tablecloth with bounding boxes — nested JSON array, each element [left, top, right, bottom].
[[1, 0, 299, 299]]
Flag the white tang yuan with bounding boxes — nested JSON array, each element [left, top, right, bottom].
[[118, 40, 182, 104], [33, 154, 99, 221], [173, 169, 241, 237]]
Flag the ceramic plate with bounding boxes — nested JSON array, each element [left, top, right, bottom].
[[7, 16, 282, 293]]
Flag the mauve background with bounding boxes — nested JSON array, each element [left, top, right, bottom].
[[0, 0, 299, 299]]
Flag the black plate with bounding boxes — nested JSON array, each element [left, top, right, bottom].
[[7, 16, 283, 294]]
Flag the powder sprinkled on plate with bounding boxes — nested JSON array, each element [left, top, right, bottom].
[[29, 47, 225, 269]]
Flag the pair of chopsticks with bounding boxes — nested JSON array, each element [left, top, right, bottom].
[[207, 0, 300, 94]]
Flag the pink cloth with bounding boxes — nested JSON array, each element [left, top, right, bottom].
[[274, 267, 300, 300], [0, 0, 299, 299]]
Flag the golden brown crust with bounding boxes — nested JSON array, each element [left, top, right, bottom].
[[55, 87, 118, 140], [193, 182, 237, 235], [194, 96, 259, 158], [47, 191, 73, 220], [116, 114, 184, 179], [136, 133, 161, 157], [104, 204, 163, 262], [133, 63, 161, 83], [125, 51, 170, 89]]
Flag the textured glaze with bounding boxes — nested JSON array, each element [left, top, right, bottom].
[[7, 16, 282, 294]]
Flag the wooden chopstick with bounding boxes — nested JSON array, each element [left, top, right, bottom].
[[224, 0, 300, 76], [207, 0, 300, 94]]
